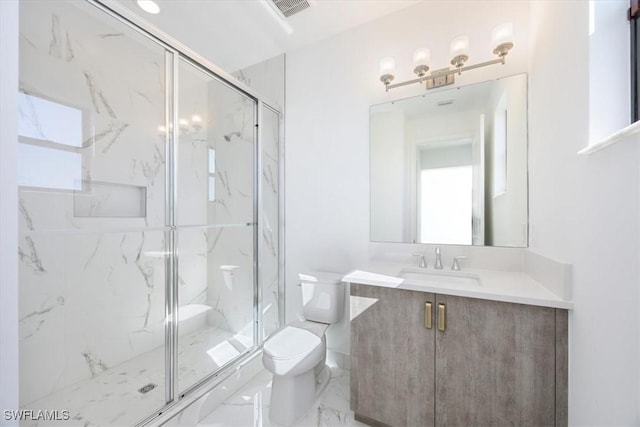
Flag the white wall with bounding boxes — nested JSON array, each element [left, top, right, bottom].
[[286, 0, 640, 422], [529, 1, 640, 425], [0, 1, 19, 423], [285, 0, 530, 356]]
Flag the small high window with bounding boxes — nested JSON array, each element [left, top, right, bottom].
[[18, 92, 85, 191]]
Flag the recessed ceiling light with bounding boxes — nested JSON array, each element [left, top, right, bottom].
[[137, 0, 160, 15]]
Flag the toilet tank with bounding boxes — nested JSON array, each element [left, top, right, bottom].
[[299, 272, 345, 324]]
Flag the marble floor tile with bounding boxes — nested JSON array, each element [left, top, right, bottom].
[[197, 367, 368, 427], [20, 326, 240, 426]]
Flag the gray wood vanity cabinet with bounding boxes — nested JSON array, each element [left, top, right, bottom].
[[350, 283, 568, 427]]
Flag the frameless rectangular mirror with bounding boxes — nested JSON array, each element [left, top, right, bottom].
[[370, 73, 528, 247]]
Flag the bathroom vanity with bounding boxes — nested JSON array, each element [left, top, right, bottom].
[[346, 267, 569, 427]]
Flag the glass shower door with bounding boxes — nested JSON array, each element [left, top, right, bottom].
[[18, 1, 169, 424], [17, 0, 277, 423], [175, 57, 257, 394]]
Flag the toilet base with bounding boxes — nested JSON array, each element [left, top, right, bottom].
[[268, 364, 331, 426], [315, 364, 331, 397]]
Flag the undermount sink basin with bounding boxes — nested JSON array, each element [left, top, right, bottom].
[[399, 269, 481, 287]]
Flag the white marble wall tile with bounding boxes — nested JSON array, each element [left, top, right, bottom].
[[19, 230, 167, 405], [19, 0, 167, 230], [232, 54, 285, 113], [205, 226, 255, 337], [234, 55, 284, 341], [260, 106, 281, 339], [18, 2, 283, 421], [204, 79, 256, 346], [18, 1, 175, 413]]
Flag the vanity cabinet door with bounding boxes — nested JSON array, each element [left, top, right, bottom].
[[434, 294, 557, 426], [351, 284, 436, 427]]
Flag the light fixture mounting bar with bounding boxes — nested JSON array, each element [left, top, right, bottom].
[[384, 56, 505, 92], [380, 23, 514, 92]]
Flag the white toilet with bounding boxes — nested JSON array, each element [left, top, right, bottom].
[[262, 272, 345, 426]]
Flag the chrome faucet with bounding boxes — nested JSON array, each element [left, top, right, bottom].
[[451, 256, 468, 271], [412, 253, 427, 268], [434, 247, 443, 270]]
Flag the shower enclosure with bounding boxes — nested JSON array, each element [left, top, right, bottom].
[[17, 1, 282, 425]]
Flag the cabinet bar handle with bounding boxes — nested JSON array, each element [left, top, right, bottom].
[[425, 302, 432, 329], [438, 303, 446, 331]]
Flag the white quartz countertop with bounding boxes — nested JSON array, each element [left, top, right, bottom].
[[342, 262, 573, 310]]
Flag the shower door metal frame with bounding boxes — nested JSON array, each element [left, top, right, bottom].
[[85, 1, 285, 425], [165, 47, 178, 407]]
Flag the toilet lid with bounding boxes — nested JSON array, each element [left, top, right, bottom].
[[299, 272, 344, 285], [263, 326, 322, 360]]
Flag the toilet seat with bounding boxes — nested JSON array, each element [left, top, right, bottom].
[[263, 326, 322, 360], [262, 326, 326, 377]]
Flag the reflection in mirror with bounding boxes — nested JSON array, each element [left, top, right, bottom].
[[370, 73, 528, 247]]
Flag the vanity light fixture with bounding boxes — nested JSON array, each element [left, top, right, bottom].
[[178, 118, 190, 132], [379, 23, 514, 92], [178, 115, 205, 134], [137, 0, 160, 15], [157, 115, 203, 136], [191, 114, 203, 130]]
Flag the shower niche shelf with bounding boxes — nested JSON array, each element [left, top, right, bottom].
[[73, 180, 147, 218]]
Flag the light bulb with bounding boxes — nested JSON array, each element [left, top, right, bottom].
[[191, 114, 202, 130], [157, 125, 166, 136], [379, 57, 396, 76], [137, 0, 160, 14], [179, 118, 189, 131], [492, 22, 513, 46], [379, 57, 396, 86], [450, 36, 469, 57], [413, 48, 430, 67], [412, 48, 430, 78]]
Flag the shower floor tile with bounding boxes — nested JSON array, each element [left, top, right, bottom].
[[197, 367, 368, 427], [20, 326, 241, 427]]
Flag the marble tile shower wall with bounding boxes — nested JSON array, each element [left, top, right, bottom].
[[204, 80, 256, 348], [260, 106, 281, 339], [233, 55, 285, 340], [175, 66, 209, 344], [17, 1, 205, 406], [18, 1, 283, 413]]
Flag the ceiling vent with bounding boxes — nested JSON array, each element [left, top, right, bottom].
[[271, 0, 311, 18]]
